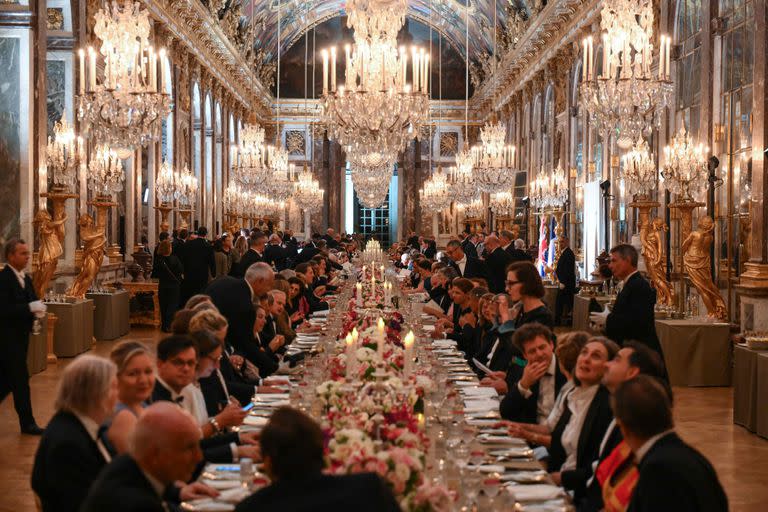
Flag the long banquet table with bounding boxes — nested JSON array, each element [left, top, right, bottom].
[[182, 262, 571, 511]]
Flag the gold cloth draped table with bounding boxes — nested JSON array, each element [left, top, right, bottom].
[[655, 319, 731, 387]]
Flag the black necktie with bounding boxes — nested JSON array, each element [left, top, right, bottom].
[[173, 396, 184, 405]]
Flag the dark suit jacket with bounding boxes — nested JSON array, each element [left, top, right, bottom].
[[199, 366, 255, 417], [627, 433, 728, 512], [555, 247, 577, 292], [231, 249, 263, 278], [180, 238, 215, 283], [450, 256, 488, 280], [31, 411, 107, 512], [0, 265, 36, 346], [79, 454, 166, 512], [484, 247, 514, 293], [234, 473, 400, 512], [423, 242, 437, 259], [557, 386, 615, 500], [205, 277, 278, 377], [580, 422, 623, 512], [605, 272, 662, 354], [461, 239, 479, 259], [499, 357, 567, 422], [294, 244, 320, 265], [507, 246, 533, 262], [264, 244, 289, 271]]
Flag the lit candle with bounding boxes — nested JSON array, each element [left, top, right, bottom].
[[356, 282, 363, 307], [419, 49, 426, 92], [362, 265, 367, 278], [424, 54, 430, 93], [665, 36, 671, 79], [658, 36, 665, 79], [330, 46, 337, 92], [352, 327, 359, 345], [403, 330, 415, 378], [582, 39, 588, 81], [412, 47, 419, 92], [379, 265, 385, 281], [345, 44, 351, 89], [88, 46, 96, 90], [602, 34, 609, 79], [588, 37, 594, 81], [346, 333, 356, 379], [417, 412, 425, 430], [322, 49, 329, 95], [78, 49, 85, 94], [149, 47, 156, 92], [377, 317, 386, 357]]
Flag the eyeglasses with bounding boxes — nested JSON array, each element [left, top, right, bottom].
[[169, 358, 197, 368], [505, 280, 521, 286]]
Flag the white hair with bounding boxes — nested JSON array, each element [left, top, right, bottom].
[[514, 239, 526, 249], [54, 354, 116, 416], [244, 262, 274, 283]]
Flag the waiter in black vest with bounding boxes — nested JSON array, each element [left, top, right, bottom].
[[0, 239, 46, 434]]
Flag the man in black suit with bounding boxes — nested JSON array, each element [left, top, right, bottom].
[[172, 228, 188, 256], [554, 237, 577, 326], [264, 233, 289, 271], [283, 229, 299, 259], [580, 342, 669, 512], [460, 232, 479, 259], [179, 227, 215, 306], [482, 234, 514, 293], [230, 232, 265, 278], [235, 407, 400, 512], [206, 262, 278, 375], [489, 323, 567, 423], [0, 239, 45, 434], [406, 231, 419, 250], [599, 244, 663, 355], [293, 236, 322, 265], [81, 402, 218, 512], [322, 228, 340, 249], [445, 239, 488, 281], [615, 376, 727, 512]]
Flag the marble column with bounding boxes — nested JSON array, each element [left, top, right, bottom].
[[326, 139, 343, 232]]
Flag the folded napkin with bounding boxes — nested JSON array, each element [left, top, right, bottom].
[[311, 310, 330, 317], [469, 464, 505, 474], [200, 479, 242, 490], [506, 484, 565, 502], [466, 418, 500, 427], [499, 471, 548, 484], [463, 401, 499, 414], [243, 415, 268, 427], [421, 324, 436, 332], [461, 387, 499, 398], [478, 434, 520, 444], [183, 500, 236, 511], [489, 447, 534, 459]]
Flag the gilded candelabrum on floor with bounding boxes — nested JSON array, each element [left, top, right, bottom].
[[155, 161, 176, 233], [68, 210, 108, 298], [682, 216, 727, 321]]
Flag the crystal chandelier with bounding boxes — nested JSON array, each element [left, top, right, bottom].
[[293, 166, 324, 213], [449, 149, 477, 204], [531, 162, 569, 210], [471, 121, 516, 192], [223, 181, 242, 216], [622, 137, 657, 198], [660, 128, 708, 202], [265, 162, 296, 202], [175, 164, 198, 209], [347, 149, 395, 208], [156, 162, 175, 204], [232, 123, 269, 190], [45, 116, 85, 192], [419, 168, 453, 211], [76, 0, 171, 150], [320, 0, 429, 157], [459, 198, 486, 219], [88, 144, 125, 199], [490, 190, 516, 217], [579, 0, 674, 148]]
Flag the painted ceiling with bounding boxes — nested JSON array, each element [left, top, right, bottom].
[[242, 0, 529, 62]]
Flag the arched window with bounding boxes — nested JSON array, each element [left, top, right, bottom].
[[532, 94, 542, 171], [542, 85, 554, 168], [204, 93, 214, 231], [162, 57, 174, 163], [192, 82, 202, 223], [674, 0, 703, 134], [215, 102, 223, 230]]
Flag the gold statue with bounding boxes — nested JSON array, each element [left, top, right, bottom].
[[682, 216, 727, 321], [68, 214, 106, 298], [642, 217, 675, 306], [32, 209, 67, 299]]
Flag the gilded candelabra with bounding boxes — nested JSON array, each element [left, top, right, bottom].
[[682, 216, 727, 320]]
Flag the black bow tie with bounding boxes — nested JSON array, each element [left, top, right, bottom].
[[174, 396, 184, 404]]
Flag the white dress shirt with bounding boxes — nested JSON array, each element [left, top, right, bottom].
[[544, 380, 575, 432], [10, 265, 26, 288], [517, 355, 558, 425], [74, 412, 112, 463], [182, 384, 209, 427], [455, 255, 467, 276], [560, 384, 600, 471]]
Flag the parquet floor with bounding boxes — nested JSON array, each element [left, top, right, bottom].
[[1, 328, 767, 511]]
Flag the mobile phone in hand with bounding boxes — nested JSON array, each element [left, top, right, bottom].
[[242, 402, 255, 412], [512, 357, 528, 368]]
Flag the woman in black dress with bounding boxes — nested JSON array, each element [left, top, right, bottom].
[[498, 261, 555, 337], [151, 239, 183, 332]]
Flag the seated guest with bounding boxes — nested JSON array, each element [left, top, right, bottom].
[[189, 310, 259, 413], [205, 262, 277, 370], [614, 376, 728, 512], [151, 335, 259, 462], [254, 305, 284, 363], [185, 294, 213, 310], [269, 287, 297, 344], [258, 294, 286, 357], [105, 341, 156, 455], [286, 276, 310, 326], [502, 331, 590, 444], [545, 338, 617, 500], [580, 341, 669, 512], [499, 261, 554, 332], [472, 293, 509, 377], [295, 262, 330, 312], [423, 267, 458, 319], [235, 407, 400, 512], [80, 402, 218, 512], [264, 234, 289, 271], [31, 355, 118, 512], [231, 233, 266, 278], [434, 278, 478, 357], [489, 323, 567, 422]]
